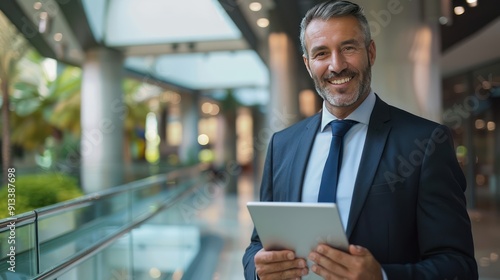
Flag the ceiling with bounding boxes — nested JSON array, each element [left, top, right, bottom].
[[1, 0, 499, 101]]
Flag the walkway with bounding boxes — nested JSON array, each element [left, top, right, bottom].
[[200, 174, 500, 280]]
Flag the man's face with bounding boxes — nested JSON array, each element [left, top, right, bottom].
[[303, 16, 376, 113]]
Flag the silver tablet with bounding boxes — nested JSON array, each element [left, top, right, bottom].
[[247, 201, 349, 280]]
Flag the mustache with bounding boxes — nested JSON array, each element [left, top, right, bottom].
[[323, 69, 357, 80]]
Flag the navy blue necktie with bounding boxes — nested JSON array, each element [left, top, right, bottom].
[[318, 120, 358, 203]]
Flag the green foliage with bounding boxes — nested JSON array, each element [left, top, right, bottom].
[[0, 173, 83, 219], [11, 62, 82, 150], [220, 88, 241, 112], [122, 79, 150, 134]]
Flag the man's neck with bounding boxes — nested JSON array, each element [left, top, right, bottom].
[[325, 90, 371, 119]]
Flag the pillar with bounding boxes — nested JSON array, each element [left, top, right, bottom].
[[359, 0, 442, 122], [492, 97, 500, 210], [81, 47, 125, 193], [267, 33, 302, 132], [251, 105, 266, 199], [178, 92, 200, 165]]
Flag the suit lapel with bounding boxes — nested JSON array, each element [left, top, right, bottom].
[[288, 114, 321, 202], [346, 97, 392, 238]]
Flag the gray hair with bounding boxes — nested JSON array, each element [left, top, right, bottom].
[[300, 0, 371, 58]]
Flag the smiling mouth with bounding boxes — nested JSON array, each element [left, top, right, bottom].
[[328, 76, 353, 85]]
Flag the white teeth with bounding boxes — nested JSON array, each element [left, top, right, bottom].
[[330, 77, 352, 85]]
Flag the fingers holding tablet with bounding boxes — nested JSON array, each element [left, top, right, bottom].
[[255, 248, 309, 280]]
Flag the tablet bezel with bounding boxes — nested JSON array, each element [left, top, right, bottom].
[[247, 201, 349, 258]]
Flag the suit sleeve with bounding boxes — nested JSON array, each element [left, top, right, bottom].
[[242, 134, 275, 280], [382, 125, 478, 279]]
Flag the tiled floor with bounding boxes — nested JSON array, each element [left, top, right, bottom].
[[470, 186, 500, 279], [199, 173, 500, 280]]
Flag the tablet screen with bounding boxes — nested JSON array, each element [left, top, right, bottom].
[[247, 201, 349, 279]]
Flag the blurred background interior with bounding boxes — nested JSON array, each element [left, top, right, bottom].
[[0, 0, 499, 279]]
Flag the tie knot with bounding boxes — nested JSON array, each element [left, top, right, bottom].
[[330, 120, 358, 137]]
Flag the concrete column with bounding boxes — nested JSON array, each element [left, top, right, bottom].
[[81, 47, 125, 193], [267, 33, 301, 132], [179, 92, 200, 164], [492, 98, 500, 209], [359, 0, 442, 122], [251, 105, 266, 199], [214, 114, 226, 168]]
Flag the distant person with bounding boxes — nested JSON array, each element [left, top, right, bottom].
[[242, 1, 477, 279]]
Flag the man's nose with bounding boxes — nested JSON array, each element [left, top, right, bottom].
[[328, 51, 347, 73]]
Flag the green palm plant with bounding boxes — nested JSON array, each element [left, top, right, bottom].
[[10, 52, 82, 152], [12, 63, 150, 165], [0, 12, 29, 184], [123, 79, 150, 137]]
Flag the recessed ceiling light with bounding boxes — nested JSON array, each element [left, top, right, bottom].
[[33, 2, 42, 10], [53, 33, 63, 41], [454, 6, 465, 15], [466, 0, 478, 7], [249, 2, 262, 12], [257, 18, 269, 28]]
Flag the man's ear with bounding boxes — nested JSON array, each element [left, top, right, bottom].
[[303, 55, 312, 78], [368, 40, 376, 66]]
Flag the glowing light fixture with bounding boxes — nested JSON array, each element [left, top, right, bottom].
[[257, 18, 269, 28], [201, 102, 220, 115], [249, 2, 262, 11], [454, 6, 465, 15], [201, 102, 213, 114], [198, 134, 210, 145], [38, 11, 51, 34], [33, 2, 42, 10], [475, 119, 486, 129], [487, 121, 496, 131], [466, 0, 478, 7], [149, 268, 161, 279], [210, 104, 220, 115], [53, 33, 63, 42], [170, 92, 181, 104]]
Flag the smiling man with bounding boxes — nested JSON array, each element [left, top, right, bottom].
[[242, 1, 477, 279], [303, 15, 374, 119]]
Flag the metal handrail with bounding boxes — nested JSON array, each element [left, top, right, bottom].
[[0, 164, 210, 226], [0, 211, 36, 231], [0, 163, 213, 279], [34, 163, 210, 219], [32, 170, 211, 280]]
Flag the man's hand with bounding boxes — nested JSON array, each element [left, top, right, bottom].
[[308, 244, 383, 280], [254, 249, 309, 280]]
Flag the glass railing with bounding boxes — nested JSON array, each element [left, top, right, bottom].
[[0, 163, 215, 280]]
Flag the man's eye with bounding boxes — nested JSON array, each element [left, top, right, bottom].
[[314, 52, 327, 58], [342, 46, 357, 54]]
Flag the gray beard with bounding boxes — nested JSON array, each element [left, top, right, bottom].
[[315, 66, 372, 108]]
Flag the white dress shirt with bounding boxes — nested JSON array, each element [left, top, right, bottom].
[[302, 91, 375, 230], [301, 92, 388, 280]]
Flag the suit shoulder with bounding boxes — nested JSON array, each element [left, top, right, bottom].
[[387, 104, 441, 130], [373, 96, 448, 138], [274, 113, 320, 139]]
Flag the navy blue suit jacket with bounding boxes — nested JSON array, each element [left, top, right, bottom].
[[243, 95, 477, 279]]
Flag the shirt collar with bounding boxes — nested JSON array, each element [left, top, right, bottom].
[[320, 91, 376, 132]]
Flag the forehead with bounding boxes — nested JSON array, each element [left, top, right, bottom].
[[304, 16, 364, 47]]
